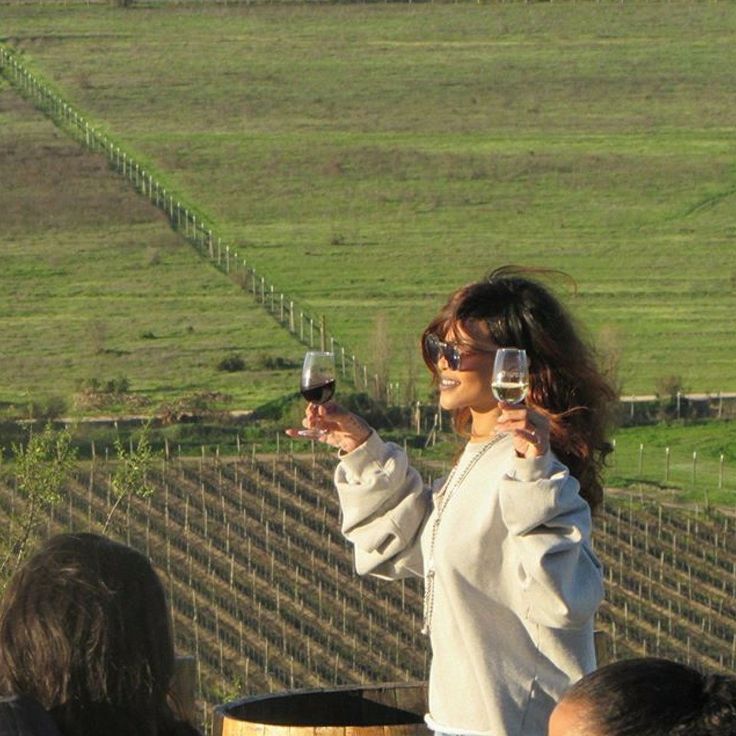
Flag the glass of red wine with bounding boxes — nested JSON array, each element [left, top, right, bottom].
[[296, 350, 336, 438]]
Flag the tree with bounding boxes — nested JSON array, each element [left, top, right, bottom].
[[1, 423, 77, 583], [104, 422, 156, 533]]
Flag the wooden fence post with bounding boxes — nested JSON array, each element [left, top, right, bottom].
[[0, 50, 394, 410], [720, 454, 725, 490]]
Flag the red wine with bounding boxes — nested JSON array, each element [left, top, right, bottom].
[[300, 379, 336, 404]]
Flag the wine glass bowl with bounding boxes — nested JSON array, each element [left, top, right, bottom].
[[296, 351, 336, 438], [300, 351, 336, 404], [491, 348, 529, 404]]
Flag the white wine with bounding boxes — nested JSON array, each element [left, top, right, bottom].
[[492, 381, 529, 404]]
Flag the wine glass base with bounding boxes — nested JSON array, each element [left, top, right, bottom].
[[293, 428, 327, 439]]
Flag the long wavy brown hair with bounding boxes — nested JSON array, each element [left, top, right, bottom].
[[0, 533, 198, 736], [421, 265, 616, 511]]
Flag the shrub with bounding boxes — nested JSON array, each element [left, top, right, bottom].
[[78, 377, 100, 392], [656, 374, 685, 421], [3, 424, 77, 582], [28, 396, 68, 421], [77, 375, 130, 396], [104, 376, 130, 394], [259, 354, 298, 370], [217, 354, 246, 372], [656, 374, 685, 399]]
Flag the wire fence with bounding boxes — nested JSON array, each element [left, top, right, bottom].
[[607, 439, 734, 503], [2, 46, 734, 416], [0, 45, 393, 400]]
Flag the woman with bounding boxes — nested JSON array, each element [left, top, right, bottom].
[[548, 657, 736, 736], [291, 266, 616, 736], [0, 533, 200, 736]]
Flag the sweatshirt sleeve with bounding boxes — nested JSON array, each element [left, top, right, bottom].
[[334, 431, 430, 580], [498, 451, 604, 630]]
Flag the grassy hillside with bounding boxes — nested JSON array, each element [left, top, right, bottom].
[[606, 419, 736, 507], [1, 2, 736, 410], [0, 80, 307, 416]]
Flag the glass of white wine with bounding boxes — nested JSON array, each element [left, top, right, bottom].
[[295, 351, 336, 438], [491, 348, 529, 404]]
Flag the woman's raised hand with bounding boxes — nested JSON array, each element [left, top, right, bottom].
[[495, 402, 550, 459], [286, 402, 372, 454]]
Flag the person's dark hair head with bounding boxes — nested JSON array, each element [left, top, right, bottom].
[[0, 533, 186, 736], [421, 265, 616, 510], [561, 657, 736, 736]]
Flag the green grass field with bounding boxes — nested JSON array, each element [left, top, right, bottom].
[[0, 80, 306, 416], [413, 418, 736, 506], [606, 419, 736, 505], [1, 1, 736, 415]]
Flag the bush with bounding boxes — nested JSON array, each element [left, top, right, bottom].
[[105, 376, 130, 394], [78, 377, 100, 393], [656, 374, 685, 400], [28, 396, 68, 421], [74, 376, 131, 412], [259, 354, 299, 370], [656, 374, 685, 421], [158, 391, 232, 424], [217, 354, 246, 372]]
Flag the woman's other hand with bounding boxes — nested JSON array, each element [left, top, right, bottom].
[[495, 401, 550, 459], [285, 402, 372, 453]]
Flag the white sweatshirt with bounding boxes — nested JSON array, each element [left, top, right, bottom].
[[334, 431, 603, 736]]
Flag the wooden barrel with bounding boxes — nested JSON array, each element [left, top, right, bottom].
[[212, 682, 430, 736]]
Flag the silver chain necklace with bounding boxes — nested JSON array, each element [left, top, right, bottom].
[[421, 434, 505, 636]]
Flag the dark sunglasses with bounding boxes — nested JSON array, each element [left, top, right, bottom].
[[423, 334, 494, 371]]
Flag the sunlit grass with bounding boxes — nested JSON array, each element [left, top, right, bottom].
[[2, 1, 736, 408], [606, 420, 736, 506]]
